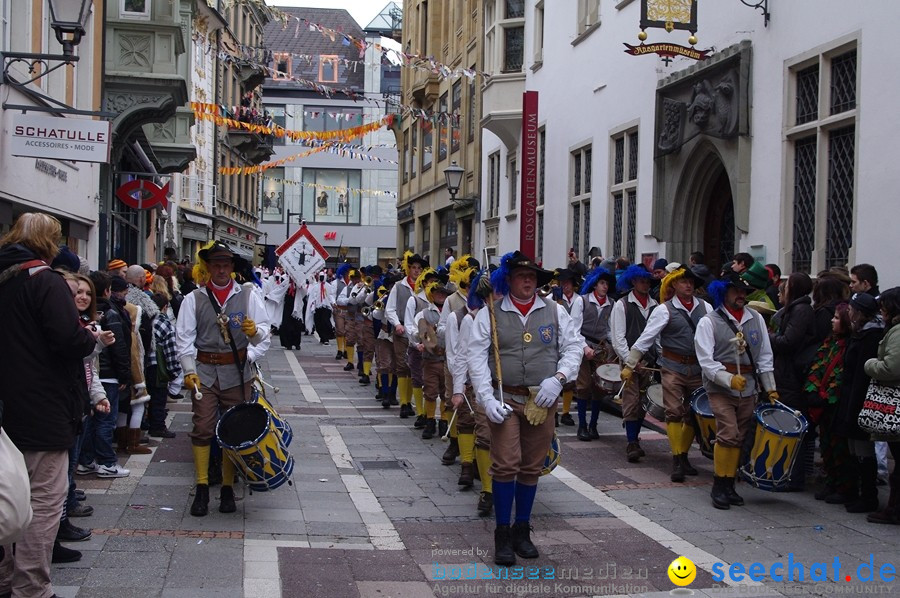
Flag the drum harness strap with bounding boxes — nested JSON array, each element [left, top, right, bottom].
[[716, 309, 762, 397], [205, 287, 247, 402]]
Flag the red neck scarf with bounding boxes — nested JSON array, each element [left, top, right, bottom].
[[510, 294, 536, 316], [677, 295, 694, 311], [725, 305, 744, 322], [210, 280, 233, 306], [320, 282, 327, 301], [593, 291, 607, 306], [633, 292, 649, 309]]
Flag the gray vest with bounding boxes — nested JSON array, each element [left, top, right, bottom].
[[703, 308, 766, 397], [193, 287, 252, 391], [446, 290, 467, 315], [489, 298, 560, 392], [560, 295, 575, 315], [394, 283, 412, 325], [659, 300, 706, 376], [421, 308, 444, 361], [580, 295, 612, 346], [342, 284, 360, 318]]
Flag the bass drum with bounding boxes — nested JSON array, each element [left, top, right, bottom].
[[739, 403, 808, 492], [690, 387, 716, 460], [216, 403, 294, 492]]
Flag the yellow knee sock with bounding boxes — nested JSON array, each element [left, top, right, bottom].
[[346, 346, 355, 364], [413, 387, 424, 416], [425, 400, 436, 420], [363, 361, 372, 376], [475, 447, 493, 493], [714, 445, 741, 477], [458, 433, 475, 463], [562, 389, 573, 415], [336, 337, 345, 352], [398, 377, 411, 405], [192, 444, 211, 485], [679, 423, 695, 454], [666, 422, 684, 456], [222, 454, 236, 487]]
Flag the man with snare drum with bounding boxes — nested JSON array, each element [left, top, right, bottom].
[[694, 272, 776, 510], [622, 266, 710, 482]]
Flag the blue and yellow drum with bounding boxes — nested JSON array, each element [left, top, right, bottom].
[[252, 386, 293, 447], [216, 402, 294, 492], [541, 432, 561, 476], [739, 403, 808, 491], [690, 388, 716, 460]]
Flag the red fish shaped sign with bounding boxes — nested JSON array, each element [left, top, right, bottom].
[[115, 179, 170, 210]]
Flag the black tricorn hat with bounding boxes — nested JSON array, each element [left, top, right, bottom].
[[198, 241, 249, 271], [720, 271, 754, 292], [407, 253, 429, 268], [504, 250, 554, 287]]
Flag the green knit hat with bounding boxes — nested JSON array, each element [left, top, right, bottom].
[[741, 261, 769, 290]]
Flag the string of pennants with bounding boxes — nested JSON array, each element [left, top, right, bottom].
[[190, 102, 394, 143], [261, 177, 398, 199], [216, 0, 488, 81], [202, 41, 467, 124]]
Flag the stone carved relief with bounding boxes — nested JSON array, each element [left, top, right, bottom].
[[149, 121, 176, 142], [104, 93, 160, 114], [119, 34, 152, 68], [656, 66, 741, 155]]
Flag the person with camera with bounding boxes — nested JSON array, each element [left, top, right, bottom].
[[467, 251, 581, 566]]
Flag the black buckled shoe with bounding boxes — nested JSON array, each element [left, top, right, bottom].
[[219, 486, 236, 513], [681, 453, 698, 476], [493, 525, 516, 566], [671, 455, 686, 483], [711, 476, 730, 510], [421, 419, 437, 440], [458, 462, 475, 487], [559, 413, 575, 426], [511, 521, 540, 559], [626, 442, 643, 462], [399, 404, 413, 418], [343, 362, 355, 372], [588, 425, 600, 440], [358, 374, 371, 386], [477, 492, 493, 517], [413, 414, 427, 429], [441, 438, 459, 465], [724, 477, 744, 506], [577, 427, 591, 441], [191, 484, 209, 517], [335, 350, 343, 360]]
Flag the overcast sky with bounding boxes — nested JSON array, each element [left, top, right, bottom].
[[266, 0, 390, 30]]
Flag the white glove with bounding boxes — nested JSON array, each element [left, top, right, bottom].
[[534, 376, 563, 408], [484, 400, 508, 424]]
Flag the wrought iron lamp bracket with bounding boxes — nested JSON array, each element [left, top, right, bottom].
[[738, 0, 770, 27]]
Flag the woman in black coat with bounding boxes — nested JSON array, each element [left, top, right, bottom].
[[832, 293, 884, 512], [811, 275, 850, 345], [769, 272, 818, 490]]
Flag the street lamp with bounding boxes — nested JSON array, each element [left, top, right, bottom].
[[2, 0, 99, 116], [444, 161, 465, 201], [48, 0, 93, 58]]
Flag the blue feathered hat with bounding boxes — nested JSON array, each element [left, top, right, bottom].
[[706, 272, 754, 309], [615, 264, 653, 295], [490, 251, 553, 296], [336, 262, 353, 279], [467, 268, 490, 310], [580, 267, 616, 295]]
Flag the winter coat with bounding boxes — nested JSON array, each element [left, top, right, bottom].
[[96, 296, 132, 386], [864, 322, 900, 387], [770, 295, 817, 409], [0, 243, 96, 451], [834, 321, 884, 439]]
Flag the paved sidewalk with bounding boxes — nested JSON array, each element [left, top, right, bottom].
[[51, 339, 900, 597]]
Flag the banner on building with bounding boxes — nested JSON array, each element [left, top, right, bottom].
[[275, 223, 330, 285], [10, 113, 111, 163], [519, 91, 539, 259]]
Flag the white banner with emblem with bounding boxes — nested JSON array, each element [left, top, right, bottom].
[[275, 224, 330, 286]]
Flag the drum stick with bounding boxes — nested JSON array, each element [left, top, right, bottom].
[[461, 392, 475, 415], [772, 398, 802, 418], [193, 389, 203, 401], [614, 378, 629, 402], [442, 409, 458, 442], [259, 378, 280, 394]]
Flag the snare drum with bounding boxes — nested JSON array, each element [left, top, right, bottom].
[[739, 404, 808, 491], [216, 402, 294, 492], [642, 384, 666, 420], [594, 364, 622, 393], [252, 386, 293, 447], [541, 432, 561, 476], [690, 388, 716, 460]]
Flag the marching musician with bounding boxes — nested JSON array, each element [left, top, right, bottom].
[[175, 241, 269, 517], [555, 268, 583, 427], [446, 267, 494, 514], [622, 266, 710, 481], [411, 279, 450, 439], [406, 268, 445, 432], [467, 251, 581, 566], [439, 256, 481, 466], [375, 274, 399, 407], [694, 272, 776, 510], [385, 253, 427, 418], [354, 266, 379, 386], [574, 267, 617, 441], [335, 265, 359, 369], [611, 264, 659, 462]]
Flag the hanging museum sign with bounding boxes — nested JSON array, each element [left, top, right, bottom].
[[10, 113, 111, 163], [624, 42, 710, 61]]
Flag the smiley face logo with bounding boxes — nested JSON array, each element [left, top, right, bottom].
[[668, 556, 696, 586]]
